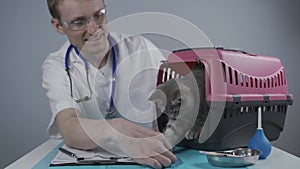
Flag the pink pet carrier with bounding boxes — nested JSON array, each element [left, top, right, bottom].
[[156, 47, 294, 151]]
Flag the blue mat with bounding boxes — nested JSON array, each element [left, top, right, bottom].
[[33, 145, 249, 169]]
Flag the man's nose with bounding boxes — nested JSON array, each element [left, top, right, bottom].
[[86, 19, 99, 35]]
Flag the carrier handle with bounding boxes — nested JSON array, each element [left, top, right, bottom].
[[216, 47, 257, 56]]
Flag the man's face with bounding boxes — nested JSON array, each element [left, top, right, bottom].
[[55, 0, 108, 54]]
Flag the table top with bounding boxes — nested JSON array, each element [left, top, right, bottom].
[[5, 139, 300, 169]]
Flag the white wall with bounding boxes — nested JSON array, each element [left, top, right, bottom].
[[1, 0, 299, 168]]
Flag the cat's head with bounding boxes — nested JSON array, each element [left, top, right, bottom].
[[149, 71, 200, 118]]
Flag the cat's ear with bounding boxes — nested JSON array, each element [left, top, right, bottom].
[[148, 89, 168, 112], [149, 89, 166, 103], [157, 79, 179, 91]]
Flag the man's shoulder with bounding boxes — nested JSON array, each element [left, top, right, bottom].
[[109, 32, 150, 48], [43, 41, 70, 66], [49, 41, 70, 57], [109, 32, 163, 66]]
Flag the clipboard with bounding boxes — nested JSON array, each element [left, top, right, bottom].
[[50, 144, 137, 166]]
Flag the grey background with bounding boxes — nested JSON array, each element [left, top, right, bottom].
[[1, 0, 299, 168]]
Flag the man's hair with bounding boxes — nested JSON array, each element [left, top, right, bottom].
[[47, 0, 105, 19], [47, 0, 61, 18]]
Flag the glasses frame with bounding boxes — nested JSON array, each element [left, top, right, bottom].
[[59, 7, 107, 31]]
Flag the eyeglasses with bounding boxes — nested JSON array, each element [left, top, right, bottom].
[[59, 7, 107, 31]]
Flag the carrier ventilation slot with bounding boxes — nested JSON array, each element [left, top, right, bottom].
[[221, 62, 287, 88], [223, 105, 286, 120]]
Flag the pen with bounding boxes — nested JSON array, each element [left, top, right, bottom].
[[59, 147, 130, 161], [58, 147, 83, 160]]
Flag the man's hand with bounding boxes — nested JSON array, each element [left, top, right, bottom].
[[108, 118, 177, 168]]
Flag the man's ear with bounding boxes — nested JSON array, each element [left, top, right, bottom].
[[51, 18, 66, 35]]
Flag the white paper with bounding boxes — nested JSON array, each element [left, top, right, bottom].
[[51, 144, 134, 165]]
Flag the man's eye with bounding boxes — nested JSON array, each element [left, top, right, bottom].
[[72, 20, 87, 26]]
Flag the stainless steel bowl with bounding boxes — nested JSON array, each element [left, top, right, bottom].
[[201, 148, 261, 167]]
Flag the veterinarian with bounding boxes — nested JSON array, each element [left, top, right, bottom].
[[43, 0, 177, 168]]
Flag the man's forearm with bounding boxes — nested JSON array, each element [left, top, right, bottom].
[[62, 117, 112, 149], [55, 108, 177, 168], [56, 108, 115, 150]]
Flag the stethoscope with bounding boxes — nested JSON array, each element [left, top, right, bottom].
[[65, 34, 118, 119]]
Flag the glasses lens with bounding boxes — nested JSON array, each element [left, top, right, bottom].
[[93, 8, 106, 25], [69, 8, 106, 31], [70, 20, 88, 31]]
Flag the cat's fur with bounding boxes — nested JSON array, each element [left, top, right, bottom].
[[149, 64, 206, 146]]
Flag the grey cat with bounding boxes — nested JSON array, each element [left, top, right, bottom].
[[149, 64, 206, 146]]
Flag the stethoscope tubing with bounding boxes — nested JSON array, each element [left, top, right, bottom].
[[64, 34, 117, 112]]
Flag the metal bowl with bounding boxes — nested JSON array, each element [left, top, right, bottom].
[[203, 148, 261, 167]]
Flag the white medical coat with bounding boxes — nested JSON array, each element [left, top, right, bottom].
[[42, 32, 164, 138]]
